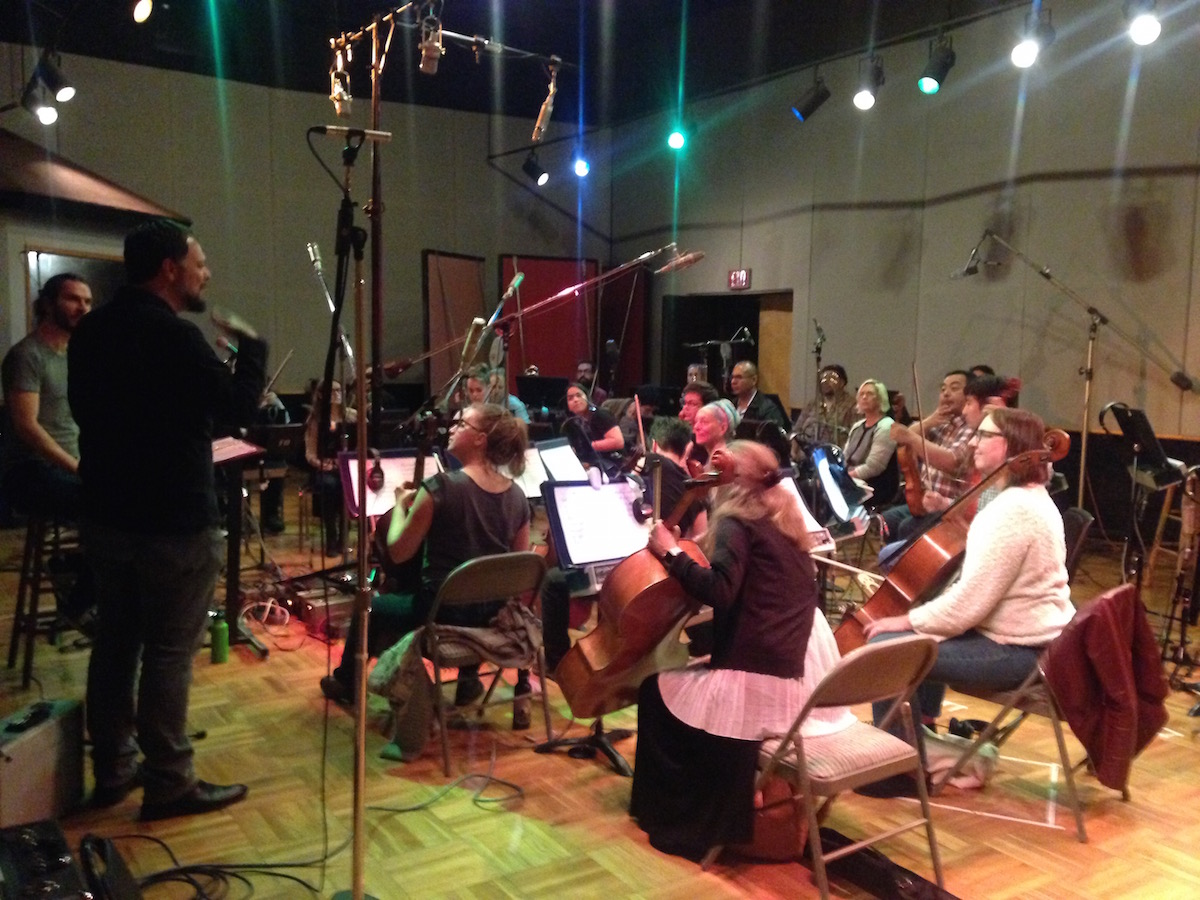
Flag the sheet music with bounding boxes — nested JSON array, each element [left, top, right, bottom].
[[539, 441, 589, 482], [550, 480, 651, 566], [774, 477, 836, 553], [212, 436, 264, 465], [505, 448, 549, 499], [341, 453, 442, 518]]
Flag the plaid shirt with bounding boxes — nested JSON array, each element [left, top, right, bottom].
[[923, 415, 974, 501]]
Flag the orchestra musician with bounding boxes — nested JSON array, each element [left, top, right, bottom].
[[687, 398, 739, 475], [575, 359, 608, 405], [540, 417, 708, 673], [728, 360, 789, 430], [303, 379, 356, 557], [843, 378, 898, 499], [466, 364, 530, 423], [678, 379, 719, 426], [859, 408, 1074, 795], [562, 382, 625, 476], [630, 440, 854, 860], [69, 219, 265, 819], [790, 364, 856, 448], [320, 402, 533, 727]]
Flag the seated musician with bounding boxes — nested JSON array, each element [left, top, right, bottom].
[[562, 382, 625, 477], [860, 408, 1074, 795], [320, 402, 532, 724], [540, 417, 708, 673], [843, 378, 898, 504], [631, 440, 854, 861], [791, 364, 856, 451], [729, 360, 788, 430], [467, 364, 530, 423], [687, 398, 739, 475], [678, 379, 719, 426], [575, 359, 608, 406], [881, 369, 972, 542], [304, 379, 356, 557]]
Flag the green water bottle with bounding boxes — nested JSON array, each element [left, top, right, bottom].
[[210, 611, 229, 664]]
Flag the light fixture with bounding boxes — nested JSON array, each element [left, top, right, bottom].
[[35, 54, 74, 103], [131, 0, 153, 23], [853, 56, 884, 110], [522, 151, 548, 187], [918, 35, 956, 94], [667, 128, 686, 150], [1127, 1, 1161, 45], [573, 157, 590, 177], [21, 82, 57, 125], [791, 76, 830, 122], [419, 10, 443, 75], [1012, 7, 1056, 68]]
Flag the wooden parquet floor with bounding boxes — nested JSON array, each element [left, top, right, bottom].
[[2, 499, 1200, 899]]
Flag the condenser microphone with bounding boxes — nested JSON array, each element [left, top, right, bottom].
[[654, 251, 706, 275], [952, 245, 981, 279], [459, 318, 486, 368], [311, 125, 393, 143], [501, 272, 525, 301], [531, 61, 560, 143], [306, 242, 323, 273]]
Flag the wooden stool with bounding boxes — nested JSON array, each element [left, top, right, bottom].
[[6, 516, 79, 689]]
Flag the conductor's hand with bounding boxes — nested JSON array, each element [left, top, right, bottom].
[[648, 521, 681, 558]]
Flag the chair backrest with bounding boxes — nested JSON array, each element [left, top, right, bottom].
[[429, 551, 547, 617], [804, 634, 939, 712], [1061, 506, 1095, 585]]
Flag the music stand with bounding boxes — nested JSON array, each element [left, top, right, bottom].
[[517, 375, 570, 412], [336, 448, 443, 520], [212, 436, 268, 658]]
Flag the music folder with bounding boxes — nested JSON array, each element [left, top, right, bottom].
[[542, 478, 650, 594]]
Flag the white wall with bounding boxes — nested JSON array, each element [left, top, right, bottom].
[[610, 0, 1200, 435], [0, 43, 613, 394]]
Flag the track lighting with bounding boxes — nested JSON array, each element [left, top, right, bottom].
[[35, 55, 74, 103], [1012, 7, 1055, 68], [918, 35, 956, 95], [791, 77, 830, 122], [522, 151, 548, 187], [21, 82, 57, 125], [131, 0, 153, 23], [1126, 1, 1161, 45], [853, 56, 884, 111]]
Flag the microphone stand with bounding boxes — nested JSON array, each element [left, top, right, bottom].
[[982, 230, 1189, 511]]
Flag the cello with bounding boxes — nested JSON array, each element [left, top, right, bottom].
[[555, 457, 733, 719], [834, 428, 1070, 655]]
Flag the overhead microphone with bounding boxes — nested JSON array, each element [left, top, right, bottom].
[[311, 125, 393, 143], [952, 245, 981, 279], [531, 59, 560, 143], [653, 250, 706, 275], [459, 318, 486, 369], [419, 16, 443, 75], [306, 242, 323, 273]]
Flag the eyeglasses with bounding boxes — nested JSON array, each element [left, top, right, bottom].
[[454, 417, 486, 434], [972, 428, 1005, 442]]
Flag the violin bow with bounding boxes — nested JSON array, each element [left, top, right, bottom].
[[910, 361, 932, 490]]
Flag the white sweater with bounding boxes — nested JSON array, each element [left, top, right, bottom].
[[908, 484, 1074, 645]]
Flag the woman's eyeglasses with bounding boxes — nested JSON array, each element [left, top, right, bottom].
[[972, 428, 1005, 442]]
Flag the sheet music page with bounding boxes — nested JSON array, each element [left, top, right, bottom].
[[212, 436, 264, 465], [505, 448, 548, 500], [342, 454, 442, 518], [774, 478, 835, 553], [552, 481, 651, 566], [540, 443, 589, 482]]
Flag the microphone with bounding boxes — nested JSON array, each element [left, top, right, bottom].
[[654, 250, 706, 275], [952, 245, 981, 279], [459, 318, 486, 369], [735, 326, 755, 346], [813, 319, 826, 352], [501, 272, 525, 302], [531, 60, 560, 143], [311, 125, 393, 143], [306, 242, 324, 274], [211, 307, 259, 341], [419, 18, 443, 75]]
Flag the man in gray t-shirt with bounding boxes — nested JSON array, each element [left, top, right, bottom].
[[1, 272, 92, 517]]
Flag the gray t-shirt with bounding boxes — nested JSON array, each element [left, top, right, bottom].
[[1, 333, 79, 467]]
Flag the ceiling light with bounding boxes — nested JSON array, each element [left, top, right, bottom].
[[131, 0, 153, 23], [522, 151, 548, 187], [853, 56, 884, 110], [1012, 8, 1056, 68], [35, 55, 74, 103], [667, 128, 686, 150], [791, 78, 830, 122], [573, 158, 590, 177], [918, 36, 956, 95], [21, 82, 57, 125], [1127, 1, 1161, 45]]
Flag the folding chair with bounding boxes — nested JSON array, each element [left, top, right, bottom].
[[422, 552, 551, 776], [702, 634, 942, 899]]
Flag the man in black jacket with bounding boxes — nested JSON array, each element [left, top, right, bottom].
[[69, 220, 267, 821]]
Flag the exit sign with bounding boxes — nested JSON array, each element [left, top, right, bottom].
[[729, 268, 751, 290]]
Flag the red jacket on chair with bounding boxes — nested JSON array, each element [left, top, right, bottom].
[[1041, 583, 1169, 791]]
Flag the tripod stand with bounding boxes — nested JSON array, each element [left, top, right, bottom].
[[1161, 470, 1200, 697]]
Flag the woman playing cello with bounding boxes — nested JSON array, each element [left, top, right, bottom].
[[861, 407, 1075, 794], [631, 440, 853, 860]]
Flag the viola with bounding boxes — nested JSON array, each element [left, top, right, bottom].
[[834, 428, 1070, 655], [555, 457, 734, 719], [896, 444, 927, 516]]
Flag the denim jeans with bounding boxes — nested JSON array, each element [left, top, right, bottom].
[[83, 523, 224, 804], [869, 629, 1041, 739]]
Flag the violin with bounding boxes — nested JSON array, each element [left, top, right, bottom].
[[896, 444, 927, 516], [555, 457, 734, 719], [834, 428, 1070, 655], [373, 412, 439, 590]]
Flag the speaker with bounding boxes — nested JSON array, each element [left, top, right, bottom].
[[0, 700, 84, 827]]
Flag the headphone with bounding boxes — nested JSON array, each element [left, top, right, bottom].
[[367, 448, 385, 492]]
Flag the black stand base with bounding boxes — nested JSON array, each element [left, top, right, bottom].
[[534, 718, 635, 777], [232, 618, 269, 659]]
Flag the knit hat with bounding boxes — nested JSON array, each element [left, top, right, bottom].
[[703, 398, 741, 436]]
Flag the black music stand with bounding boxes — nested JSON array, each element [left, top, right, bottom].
[[213, 436, 269, 658]]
